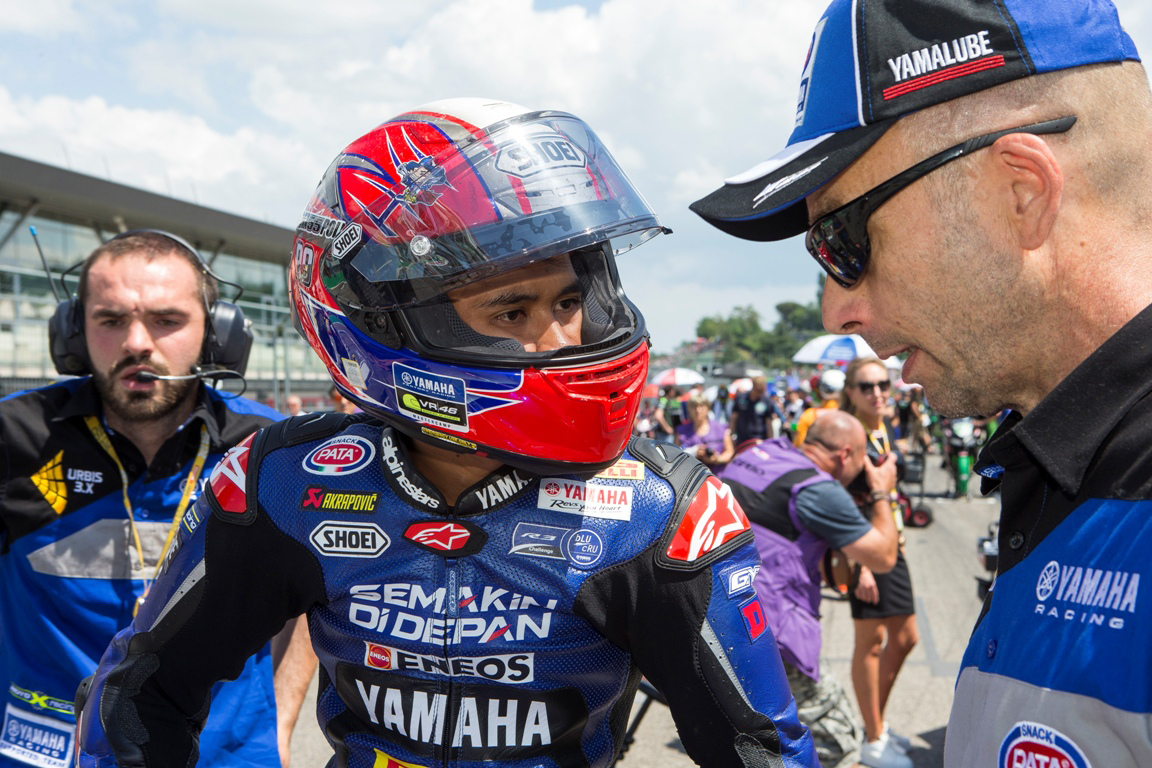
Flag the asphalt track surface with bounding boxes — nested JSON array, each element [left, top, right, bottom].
[[287, 455, 994, 768]]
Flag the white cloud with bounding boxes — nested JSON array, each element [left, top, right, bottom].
[[0, 0, 84, 34], [2, 0, 1152, 348]]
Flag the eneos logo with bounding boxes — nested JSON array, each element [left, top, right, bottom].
[[302, 435, 376, 476], [365, 642, 392, 669]]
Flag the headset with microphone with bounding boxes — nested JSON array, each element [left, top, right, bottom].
[[47, 229, 254, 381]]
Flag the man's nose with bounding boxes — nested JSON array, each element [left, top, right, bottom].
[[525, 318, 580, 353], [122, 318, 154, 356], [821, 279, 871, 335]]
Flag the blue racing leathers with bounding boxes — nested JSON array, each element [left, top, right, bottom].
[[77, 414, 815, 767]]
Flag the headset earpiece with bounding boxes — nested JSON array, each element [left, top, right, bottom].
[[49, 298, 90, 375], [203, 301, 253, 374]]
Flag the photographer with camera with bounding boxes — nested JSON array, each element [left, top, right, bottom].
[[720, 410, 900, 768], [675, 391, 735, 470]]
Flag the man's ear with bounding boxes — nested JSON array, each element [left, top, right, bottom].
[[989, 132, 1064, 251]]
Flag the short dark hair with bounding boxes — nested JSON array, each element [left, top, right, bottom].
[[77, 231, 218, 309]]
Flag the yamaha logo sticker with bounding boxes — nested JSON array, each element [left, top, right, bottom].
[[998, 722, 1090, 768], [309, 521, 390, 558], [302, 435, 377, 476], [393, 363, 468, 430]]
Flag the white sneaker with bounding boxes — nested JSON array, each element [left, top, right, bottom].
[[883, 722, 912, 753], [859, 732, 914, 768]]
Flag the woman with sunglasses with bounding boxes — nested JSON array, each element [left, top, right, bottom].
[[839, 356, 919, 766]]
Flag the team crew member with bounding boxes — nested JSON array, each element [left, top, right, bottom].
[[77, 100, 816, 768], [690, 0, 1152, 763], [721, 411, 901, 768], [0, 231, 314, 768]]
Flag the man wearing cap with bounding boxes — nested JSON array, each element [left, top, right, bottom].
[[691, 0, 1152, 764]]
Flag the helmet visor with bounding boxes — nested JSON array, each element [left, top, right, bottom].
[[316, 111, 664, 311]]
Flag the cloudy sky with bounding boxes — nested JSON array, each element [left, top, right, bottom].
[[3, 0, 1151, 354]]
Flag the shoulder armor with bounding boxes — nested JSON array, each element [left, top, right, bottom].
[[208, 413, 373, 525], [259, 411, 370, 452], [629, 437, 754, 572]]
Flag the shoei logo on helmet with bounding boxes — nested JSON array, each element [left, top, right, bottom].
[[495, 131, 588, 178], [303, 435, 377, 475], [331, 222, 362, 260], [998, 722, 1089, 768], [395, 364, 468, 430]]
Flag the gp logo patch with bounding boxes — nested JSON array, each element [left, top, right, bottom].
[[665, 477, 750, 564], [208, 433, 256, 514], [998, 721, 1090, 768], [303, 435, 376, 476]]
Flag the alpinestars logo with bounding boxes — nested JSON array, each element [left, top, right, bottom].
[[380, 433, 440, 509], [665, 477, 750, 564], [1035, 559, 1140, 631]]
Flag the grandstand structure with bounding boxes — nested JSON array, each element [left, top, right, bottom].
[[0, 150, 331, 408]]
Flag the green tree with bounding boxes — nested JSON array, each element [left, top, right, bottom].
[[693, 276, 826, 368]]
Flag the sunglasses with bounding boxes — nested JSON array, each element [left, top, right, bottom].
[[805, 115, 1077, 289], [855, 379, 890, 395]]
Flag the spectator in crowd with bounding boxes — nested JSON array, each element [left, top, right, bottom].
[[284, 394, 305, 417], [0, 231, 314, 768], [905, 387, 932, 454], [675, 391, 735, 470], [838, 357, 918, 766], [328, 384, 359, 414], [691, 1, 1152, 761], [712, 384, 732, 423], [781, 388, 807, 439], [652, 384, 681, 443], [720, 410, 900, 768], [793, 369, 844, 446], [729, 375, 778, 446]]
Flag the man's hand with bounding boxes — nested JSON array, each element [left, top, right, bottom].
[[862, 451, 898, 492]]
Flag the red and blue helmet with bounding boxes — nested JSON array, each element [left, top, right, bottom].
[[290, 99, 668, 475]]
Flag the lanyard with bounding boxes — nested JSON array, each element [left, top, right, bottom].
[[867, 427, 891, 458], [83, 416, 210, 609]]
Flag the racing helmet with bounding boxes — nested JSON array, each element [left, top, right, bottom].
[[818, 369, 845, 399], [290, 98, 668, 475]]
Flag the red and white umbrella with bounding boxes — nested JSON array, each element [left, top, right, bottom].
[[650, 367, 705, 388]]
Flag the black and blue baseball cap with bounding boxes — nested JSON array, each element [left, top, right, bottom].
[[690, 0, 1141, 242]]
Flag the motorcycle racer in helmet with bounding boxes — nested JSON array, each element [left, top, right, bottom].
[[76, 100, 817, 768], [291, 98, 664, 477]]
